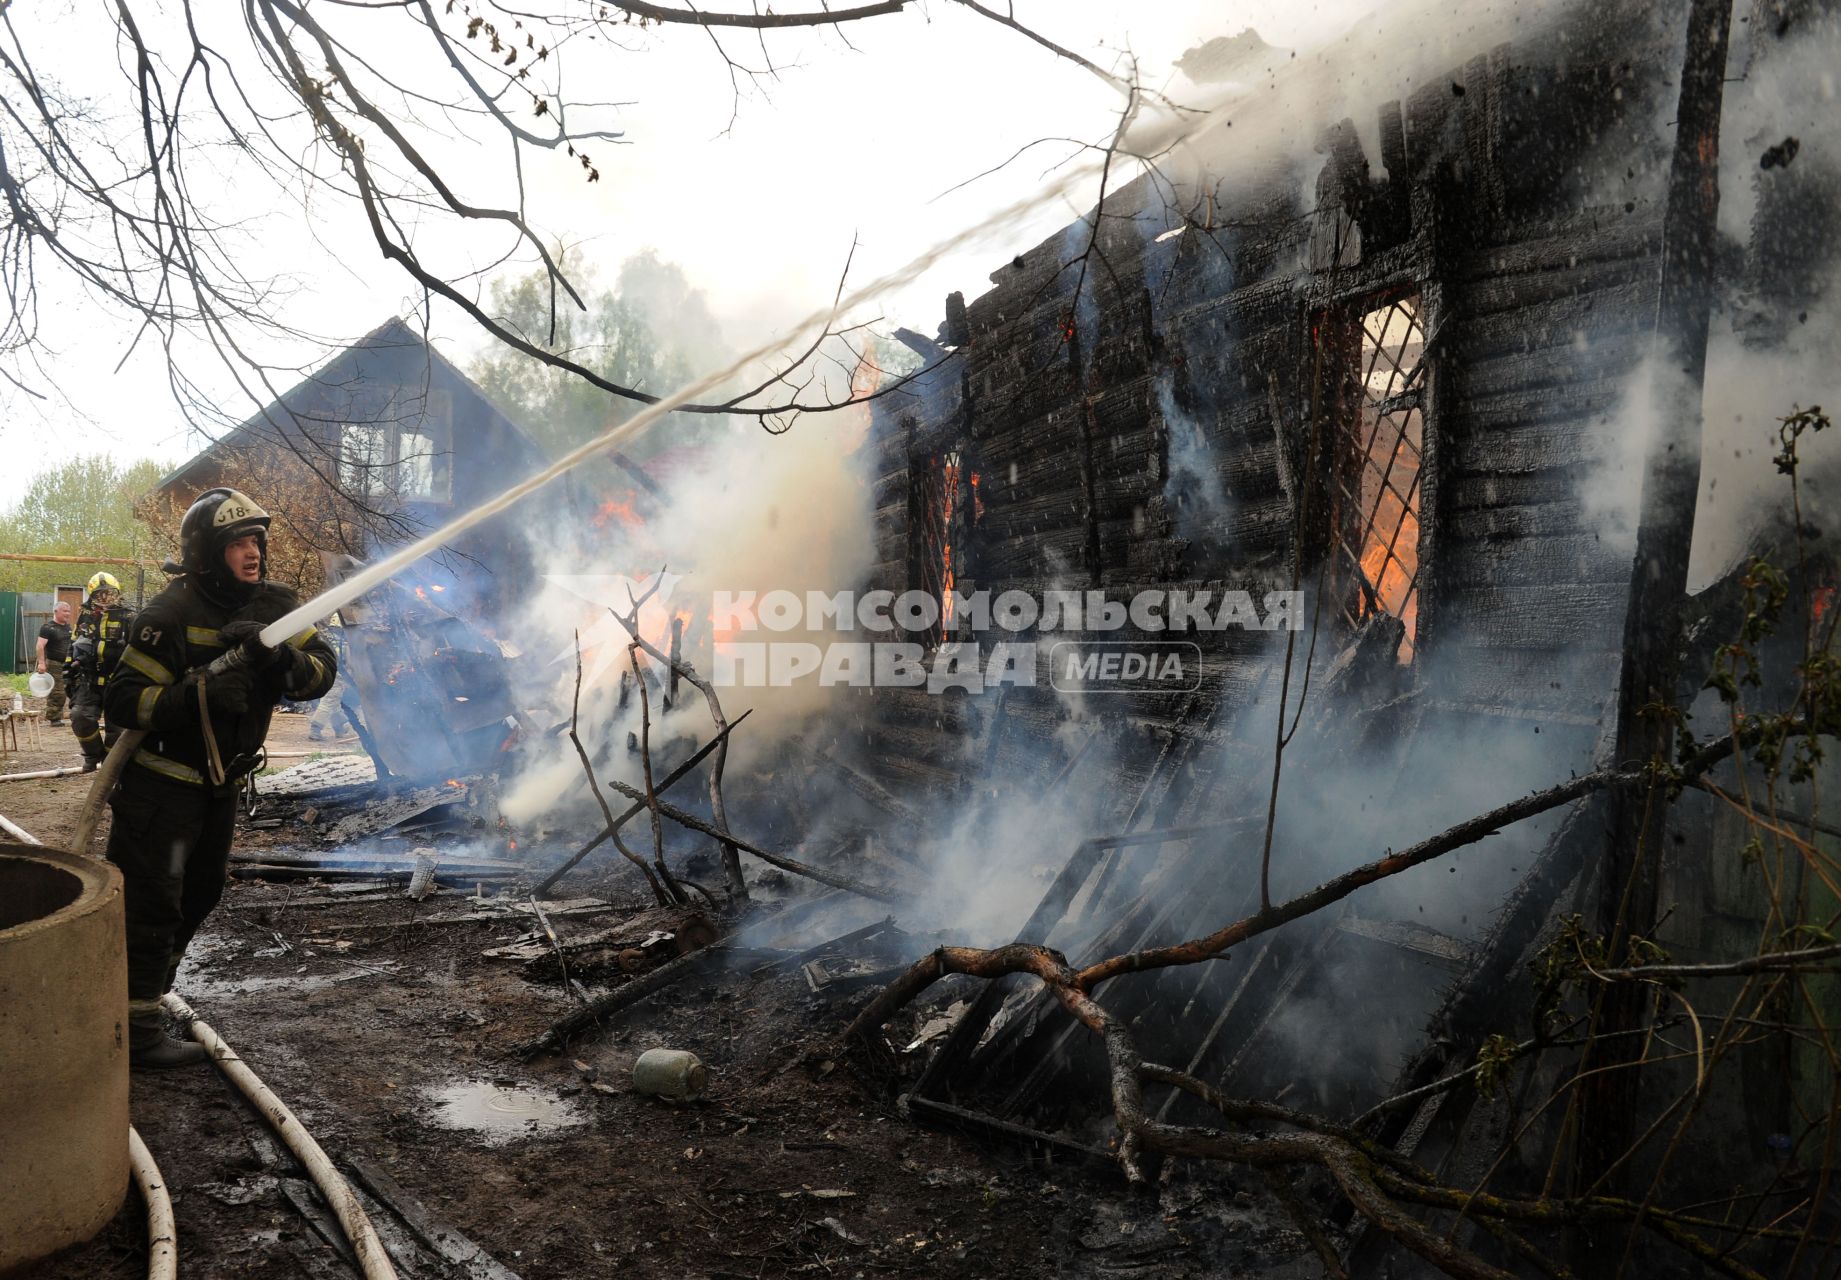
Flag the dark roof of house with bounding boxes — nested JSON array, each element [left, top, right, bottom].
[[151, 316, 541, 495]]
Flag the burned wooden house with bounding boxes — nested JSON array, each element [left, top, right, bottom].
[[827, 0, 1840, 1264]]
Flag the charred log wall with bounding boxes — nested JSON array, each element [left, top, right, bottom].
[[857, 22, 1673, 801]]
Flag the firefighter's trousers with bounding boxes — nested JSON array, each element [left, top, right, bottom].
[[69, 688, 119, 763], [105, 767, 237, 1031]]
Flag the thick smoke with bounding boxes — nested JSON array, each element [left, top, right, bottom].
[[1135, 0, 1575, 204], [473, 0, 1837, 983], [1578, 6, 1841, 592], [494, 410, 875, 831]]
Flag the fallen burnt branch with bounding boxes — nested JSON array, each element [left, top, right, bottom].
[[592, 774, 907, 903], [1018, 969, 1521, 1278], [1076, 737, 1760, 990], [517, 946, 714, 1057], [846, 756, 1674, 1040], [1119, 1024, 1762, 1279], [536, 710, 753, 897], [567, 627, 674, 906], [515, 941, 778, 1058]]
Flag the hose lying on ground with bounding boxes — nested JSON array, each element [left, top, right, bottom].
[[70, 729, 144, 856], [128, 1127, 176, 1280], [0, 809, 40, 844], [0, 766, 83, 782], [160, 992, 399, 1280]]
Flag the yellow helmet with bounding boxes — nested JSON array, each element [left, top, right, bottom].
[[85, 571, 122, 600]]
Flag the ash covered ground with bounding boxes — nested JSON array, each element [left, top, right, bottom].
[[12, 717, 1319, 1280]]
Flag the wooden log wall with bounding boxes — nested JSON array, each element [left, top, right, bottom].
[[852, 33, 1671, 803]]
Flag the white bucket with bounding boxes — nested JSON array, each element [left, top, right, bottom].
[[27, 673, 53, 698]]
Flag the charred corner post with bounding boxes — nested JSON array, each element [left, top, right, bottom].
[[1575, 0, 1733, 1218]]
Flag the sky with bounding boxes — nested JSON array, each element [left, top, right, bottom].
[[0, 0, 1396, 508]]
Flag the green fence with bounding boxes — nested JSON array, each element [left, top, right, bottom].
[[0, 591, 16, 674]]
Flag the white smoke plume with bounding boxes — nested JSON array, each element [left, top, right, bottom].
[[496, 415, 874, 830]]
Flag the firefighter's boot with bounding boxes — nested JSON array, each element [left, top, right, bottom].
[[130, 1015, 208, 1069]]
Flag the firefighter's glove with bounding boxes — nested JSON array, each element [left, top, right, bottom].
[[225, 619, 315, 693], [184, 665, 253, 717], [219, 620, 286, 670]]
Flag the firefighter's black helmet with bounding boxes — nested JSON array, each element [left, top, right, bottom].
[[178, 487, 271, 579]]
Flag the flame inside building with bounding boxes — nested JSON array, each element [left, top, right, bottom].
[[1338, 295, 1426, 662]]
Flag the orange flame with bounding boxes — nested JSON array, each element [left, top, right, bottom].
[[592, 495, 643, 530], [939, 454, 961, 626], [1357, 408, 1421, 661]]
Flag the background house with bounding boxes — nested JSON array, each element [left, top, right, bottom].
[[143, 316, 552, 623]]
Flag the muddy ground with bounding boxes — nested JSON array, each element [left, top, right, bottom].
[[7, 712, 1314, 1280]]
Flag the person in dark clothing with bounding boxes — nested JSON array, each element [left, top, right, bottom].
[[35, 600, 71, 724], [67, 573, 134, 770], [103, 487, 338, 1068]]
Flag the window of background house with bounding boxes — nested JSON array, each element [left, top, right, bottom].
[[339, 423, 390, 497], [337, 391, 453, 503], [1325, 292, 1426, 663]]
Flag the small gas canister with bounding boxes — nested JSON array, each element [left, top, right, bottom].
[[632, 1048, 708, 1101]]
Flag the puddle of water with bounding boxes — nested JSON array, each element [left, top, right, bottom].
[[426, 1080, 586, 1145]]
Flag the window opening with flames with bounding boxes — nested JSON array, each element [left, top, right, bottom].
[[1327, 292, 1427, 663], [914, 448, 983, 650]]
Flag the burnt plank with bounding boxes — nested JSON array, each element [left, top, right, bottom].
[[1435, 583, 1622, 650], [1438, 532, 1627, 587]]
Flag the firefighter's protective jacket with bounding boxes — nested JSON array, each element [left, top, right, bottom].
[[103, 578, 337, 791], [65, 603, 135, 698]]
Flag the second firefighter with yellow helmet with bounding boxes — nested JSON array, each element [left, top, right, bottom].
[[67, 569, 134, 771]]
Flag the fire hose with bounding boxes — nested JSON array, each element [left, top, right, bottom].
[[161, 992, 399, 1280], [1, 810, 175, 1280], [0, 766, 84, 782], [128, 1127, 177, 1280]]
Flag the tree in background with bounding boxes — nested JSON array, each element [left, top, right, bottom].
[[0, 456, 167, 594], [470, 250, 731, 466], [0, 452, 345, 598]]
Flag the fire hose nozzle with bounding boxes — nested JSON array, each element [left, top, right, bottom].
[[203, 638, 267, 678]]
